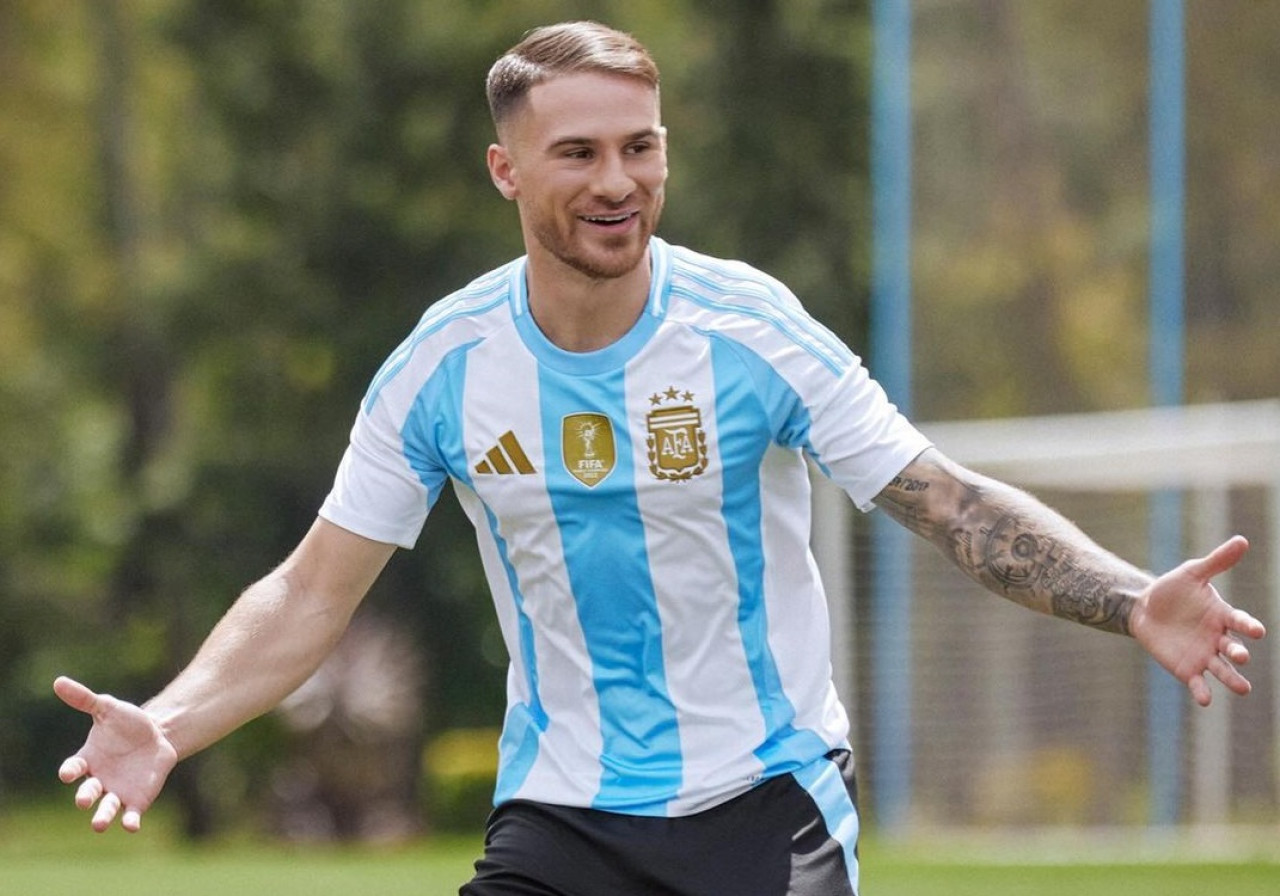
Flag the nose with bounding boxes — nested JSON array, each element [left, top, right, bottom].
[[592, 151, 636, 203]]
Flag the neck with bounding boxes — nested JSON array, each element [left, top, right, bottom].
[[525, 253, 651, 353]]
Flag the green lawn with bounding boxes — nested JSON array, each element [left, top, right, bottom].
[[869, 852, 1280, 896], [1, 803, 482, 896], [5, 803, 1278, 895]]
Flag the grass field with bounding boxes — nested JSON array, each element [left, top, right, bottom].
[[5, 802, 1278, 895]]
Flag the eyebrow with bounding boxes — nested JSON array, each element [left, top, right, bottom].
[[546, 127, 663, 152]]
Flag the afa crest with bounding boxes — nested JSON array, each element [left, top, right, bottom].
[[646, 386, 709, 481]]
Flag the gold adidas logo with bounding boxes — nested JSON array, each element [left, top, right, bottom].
[[475, 430, 536, 475]]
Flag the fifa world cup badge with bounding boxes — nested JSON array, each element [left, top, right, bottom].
[[562, 413, 616, 487]]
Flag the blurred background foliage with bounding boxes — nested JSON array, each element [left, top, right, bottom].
[[1, 0, 1275, 839], [911, 0, 1279, 418]]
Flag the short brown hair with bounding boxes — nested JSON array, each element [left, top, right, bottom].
[[486, 21, 660, 133]]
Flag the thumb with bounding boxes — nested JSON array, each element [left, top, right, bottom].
[[53, 676, 102, 715], [1184, 535, 1249, 582]]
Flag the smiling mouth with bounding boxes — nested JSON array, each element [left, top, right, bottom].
[[580, 211, 637, 226]]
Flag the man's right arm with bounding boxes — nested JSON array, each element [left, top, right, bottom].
[[145, 518, 396, 757], [56, 517, 397, 832]]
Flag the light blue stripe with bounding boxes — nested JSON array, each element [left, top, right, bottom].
[[710, 337, 789, 739], [706, 332, 815, 454], [397, 345, 470, 509], [494, 702, 545, 804], [793, 756, 861, 894], [484, 488, 548, 804], [539, 367, 682, 814], [398, 346, 546, 803], [708, 338, 831, 775]]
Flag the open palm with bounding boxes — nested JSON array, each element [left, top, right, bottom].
[[54, 676, 179, 832], [1130, 536, 1267, 707]]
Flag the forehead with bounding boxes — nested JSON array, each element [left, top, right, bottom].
[[512, 71, 661, 147]]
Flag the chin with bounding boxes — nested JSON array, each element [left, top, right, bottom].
[[567, 243, 649, 281]]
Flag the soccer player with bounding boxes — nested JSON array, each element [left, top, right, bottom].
[[55, 21, 1265, 896]]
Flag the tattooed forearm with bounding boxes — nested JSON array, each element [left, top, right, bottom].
[[978, 515, 1136, 634], [876, 450, 1147, 636], [1052, 584, 1134, 634]]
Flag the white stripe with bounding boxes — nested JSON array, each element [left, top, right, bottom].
[[626, 325, 769, 812], [463, 328, 603, 807]]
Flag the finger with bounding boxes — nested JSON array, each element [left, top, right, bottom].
[[1219, 635, 1251, 666], [1208, 655, 1252, 698], [59, 755, 89, 784], [53, 676, 101, 715], [92, 792, 121, 833], [1228, 608, 1267, 640], [1186, 535, 1250, 582], [75, 777, 104, 809], [1187, 674, 1212, 708], [121, 807, 143, 833]]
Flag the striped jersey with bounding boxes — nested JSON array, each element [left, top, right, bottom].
[[320, 237, 931, 817]]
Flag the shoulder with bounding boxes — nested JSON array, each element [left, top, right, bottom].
[[663, 243, 804, 314], [363, 259, 521, 410], [413, 259, 521, 341], [658, 242, 854, 374]]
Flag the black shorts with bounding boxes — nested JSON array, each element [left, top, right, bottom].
[[459, 750, 860, 896]]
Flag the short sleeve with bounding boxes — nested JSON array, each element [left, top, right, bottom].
[[319, 396, 439, 550]]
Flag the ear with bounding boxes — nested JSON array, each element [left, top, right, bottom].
[[487, 144, 518, 201]]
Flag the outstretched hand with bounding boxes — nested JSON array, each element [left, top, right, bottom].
[[53, 676, 178, 833], [1131, 535, 1267, 707]]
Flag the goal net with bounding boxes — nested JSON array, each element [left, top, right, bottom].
[[816, 399, 1280, 831]]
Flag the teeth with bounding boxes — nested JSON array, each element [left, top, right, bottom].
[[584, 213, 631, 223]]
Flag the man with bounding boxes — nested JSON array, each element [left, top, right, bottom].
[[56, 21, 1264, 896]]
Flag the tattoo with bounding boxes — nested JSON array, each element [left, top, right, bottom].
[[878, 453, 1139, 637], [979, 515, 1133, 634], [875, 483, 927, 534], [1053, 587, 1134, 634], [888, 475, 930, 494]]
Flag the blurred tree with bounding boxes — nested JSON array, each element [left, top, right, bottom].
[[0, 0, 143, 802], [1184, 0, 1280, 401], [912, 0, 1152, 419], [911, 0, 1279, 420]]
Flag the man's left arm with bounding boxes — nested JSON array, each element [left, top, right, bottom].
[[873, 448, 1266, 705]]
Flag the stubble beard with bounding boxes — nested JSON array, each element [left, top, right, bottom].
[[535, 194, 665, 282]]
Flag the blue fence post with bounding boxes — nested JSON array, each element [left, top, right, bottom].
[[870, 0, 914, 835], [1147, 0, 1187, 828]]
